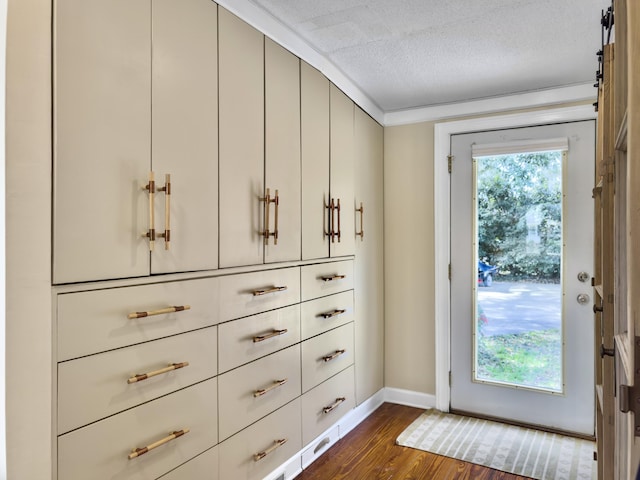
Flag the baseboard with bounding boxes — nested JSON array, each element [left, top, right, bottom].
[[384, 387, 437, 410]]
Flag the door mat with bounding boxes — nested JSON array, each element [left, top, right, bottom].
[[396, 409, 595, 480]]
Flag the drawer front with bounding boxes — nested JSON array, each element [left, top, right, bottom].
[[301, 260, 353, 301], [218, 345, 301, 440], [157, 446, 218, 480], [301, 323, 354, 393], [301, 365, 355, 445], [301, 290, 353, 340], [218, 304, 300, 374], [219, 267, 300, 322], [219, 398, 302, 480], [58, 378, 218, 480], [57, 277, 220, 361], [58, 327, 217, 434]]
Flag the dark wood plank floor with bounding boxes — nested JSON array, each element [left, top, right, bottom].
[[295, 402, 533, 480]]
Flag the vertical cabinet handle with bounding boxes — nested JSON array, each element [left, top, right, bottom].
[[325, 199, 335, 241], [254, 438, 287, 462], [263, 188, 279, 245], [356, 202, 364, 240], [157, 174, 171, 250], [128, 428, 189, 459], [143, 172, 156, 251], [336, 198, 341, 243]]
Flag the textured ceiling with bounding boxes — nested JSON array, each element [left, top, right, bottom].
[[248, 0, 610, 112]]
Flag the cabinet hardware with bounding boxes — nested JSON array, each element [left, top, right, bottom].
[[127, 304, 191, 320], [253, 328, 288, 343], [127, 362, 189, 384], [142, 172, 156, 251], [336, 198, 342, 242], [322, 349, 346, 362], [325, 199, 335, 240], [254, 378, 288, 397], [356, 202, 364, 240], [320, 309, 346, 319], [263, 188, 279, 245], [156, 174, 171, 250], [252, 285, 287, 296], [254, 438, 287, 462], [320, 274, 346, 282], [128, 428, 189, 459], [322, 397, 346, 414]]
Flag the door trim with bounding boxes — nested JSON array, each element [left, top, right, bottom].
[[433, 104, 597, 412]]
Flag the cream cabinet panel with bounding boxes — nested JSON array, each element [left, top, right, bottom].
[[301, 322, 354, 393], [151, 0, 218, 274], [264, 38, 301, 264], [58, 326, 217, 434], [354, 108, 385, 404], [329, 84, 355, 257], [53, 0, 150, 284], [58, 378, 218, 480], [218, 345, 301, 441], [157, 446, 218, 480], [301, 62, 330, 260], [301, 260, 354, 301], [301, 365, 355, 445], [301, 291, 354, 341], [57, 277, 220, 361], [219, 7, 265, 268], [218, 304, 301, 374], [219, 398, 302, 480]]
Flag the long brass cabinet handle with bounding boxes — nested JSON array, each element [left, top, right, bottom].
[[325, 199, 335, 240], [128, 305, 191, 320], [356, 202, 364, 240], [252, 286, 287, 296], [263, 188, 279, 245], [320, 274, 346, 282], [336, 198, 341, 242], [143, 172, 156, 251], [128, 428, 189, 460], [253, 328, 288, 343], [322, 349, 346, 362], [254, 378, 288, 397], [330, 198, 337, 243], [254, 438, 287, 462], [127, 362, 189, 384], [157, 173, 171, 250], [323, 397, 346, 414], [320, 309, 346, 319]]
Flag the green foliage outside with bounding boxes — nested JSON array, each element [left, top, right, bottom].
[[477, 152, 562, 282]]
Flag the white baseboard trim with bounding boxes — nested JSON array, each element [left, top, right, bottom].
[[384, 387, 437, 410]]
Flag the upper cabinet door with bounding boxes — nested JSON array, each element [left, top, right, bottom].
[[151, 0, 218, 274], [218, 8, 265, 268], [264, 39, 301, 264], [329, 84, 355, 257], [301, 62, 330, 260], [53, 0, 151, 284]]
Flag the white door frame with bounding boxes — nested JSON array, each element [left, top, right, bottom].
[[433, 104, 597, 412]]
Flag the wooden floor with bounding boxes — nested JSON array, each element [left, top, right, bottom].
[[295, 403, 532, 480]]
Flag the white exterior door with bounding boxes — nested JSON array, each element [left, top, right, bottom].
[[450, 121, 595, 435]]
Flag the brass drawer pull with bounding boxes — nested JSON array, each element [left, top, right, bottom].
[[356, 202, 364, 240], [127, 362, 189, 384], [254, 438, 287, 462], [157, 173, 171, 250], [128, 428, 189, 460], [252, 286, 287, 296], [128, 305, 191, 320], [253, 328, 288, 343], [254, 378, 288, 397], [322, 349, 346, 362], [142, 171, 156, 251], [322, 397, 346, 414], [320, 274, 345, 282], [320, 309, 346, 319]]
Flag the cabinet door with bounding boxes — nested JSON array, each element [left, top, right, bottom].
[[301, 62, 330, 260], [354, 108, 384, 404], [329, 84, 355, 257], [151, 0, 218, 274], [219, 7, 265, 268], [264, 38, 301, 263], [53, 0, 151, 284]]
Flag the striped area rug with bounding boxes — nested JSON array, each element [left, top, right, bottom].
[[396, 409, 595, 480]]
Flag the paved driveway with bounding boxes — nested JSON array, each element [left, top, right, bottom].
[[477, 281, 561, 336]]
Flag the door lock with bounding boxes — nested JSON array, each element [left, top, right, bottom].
[[577, 293, 590, 305], [577, 271, 590, 282]]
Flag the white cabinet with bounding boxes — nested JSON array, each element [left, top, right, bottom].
[[354, 108, 385, 404], [53, 0, 218, 284]]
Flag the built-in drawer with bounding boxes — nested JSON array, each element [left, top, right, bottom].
[[157, 446, 218, 480], [218, 345, 301, 440], [58, 378, 218, 480], [58, 326, 217, 434], [301, 365, 355, 445], [219, 398, 302, 480], [57, 277, 220, 361], [301, 260, 353, 301], [218, 304, 300, 374], [219, 267, 300, 322], [301, 323, 354, 393], [301, 290, 353, 340]]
